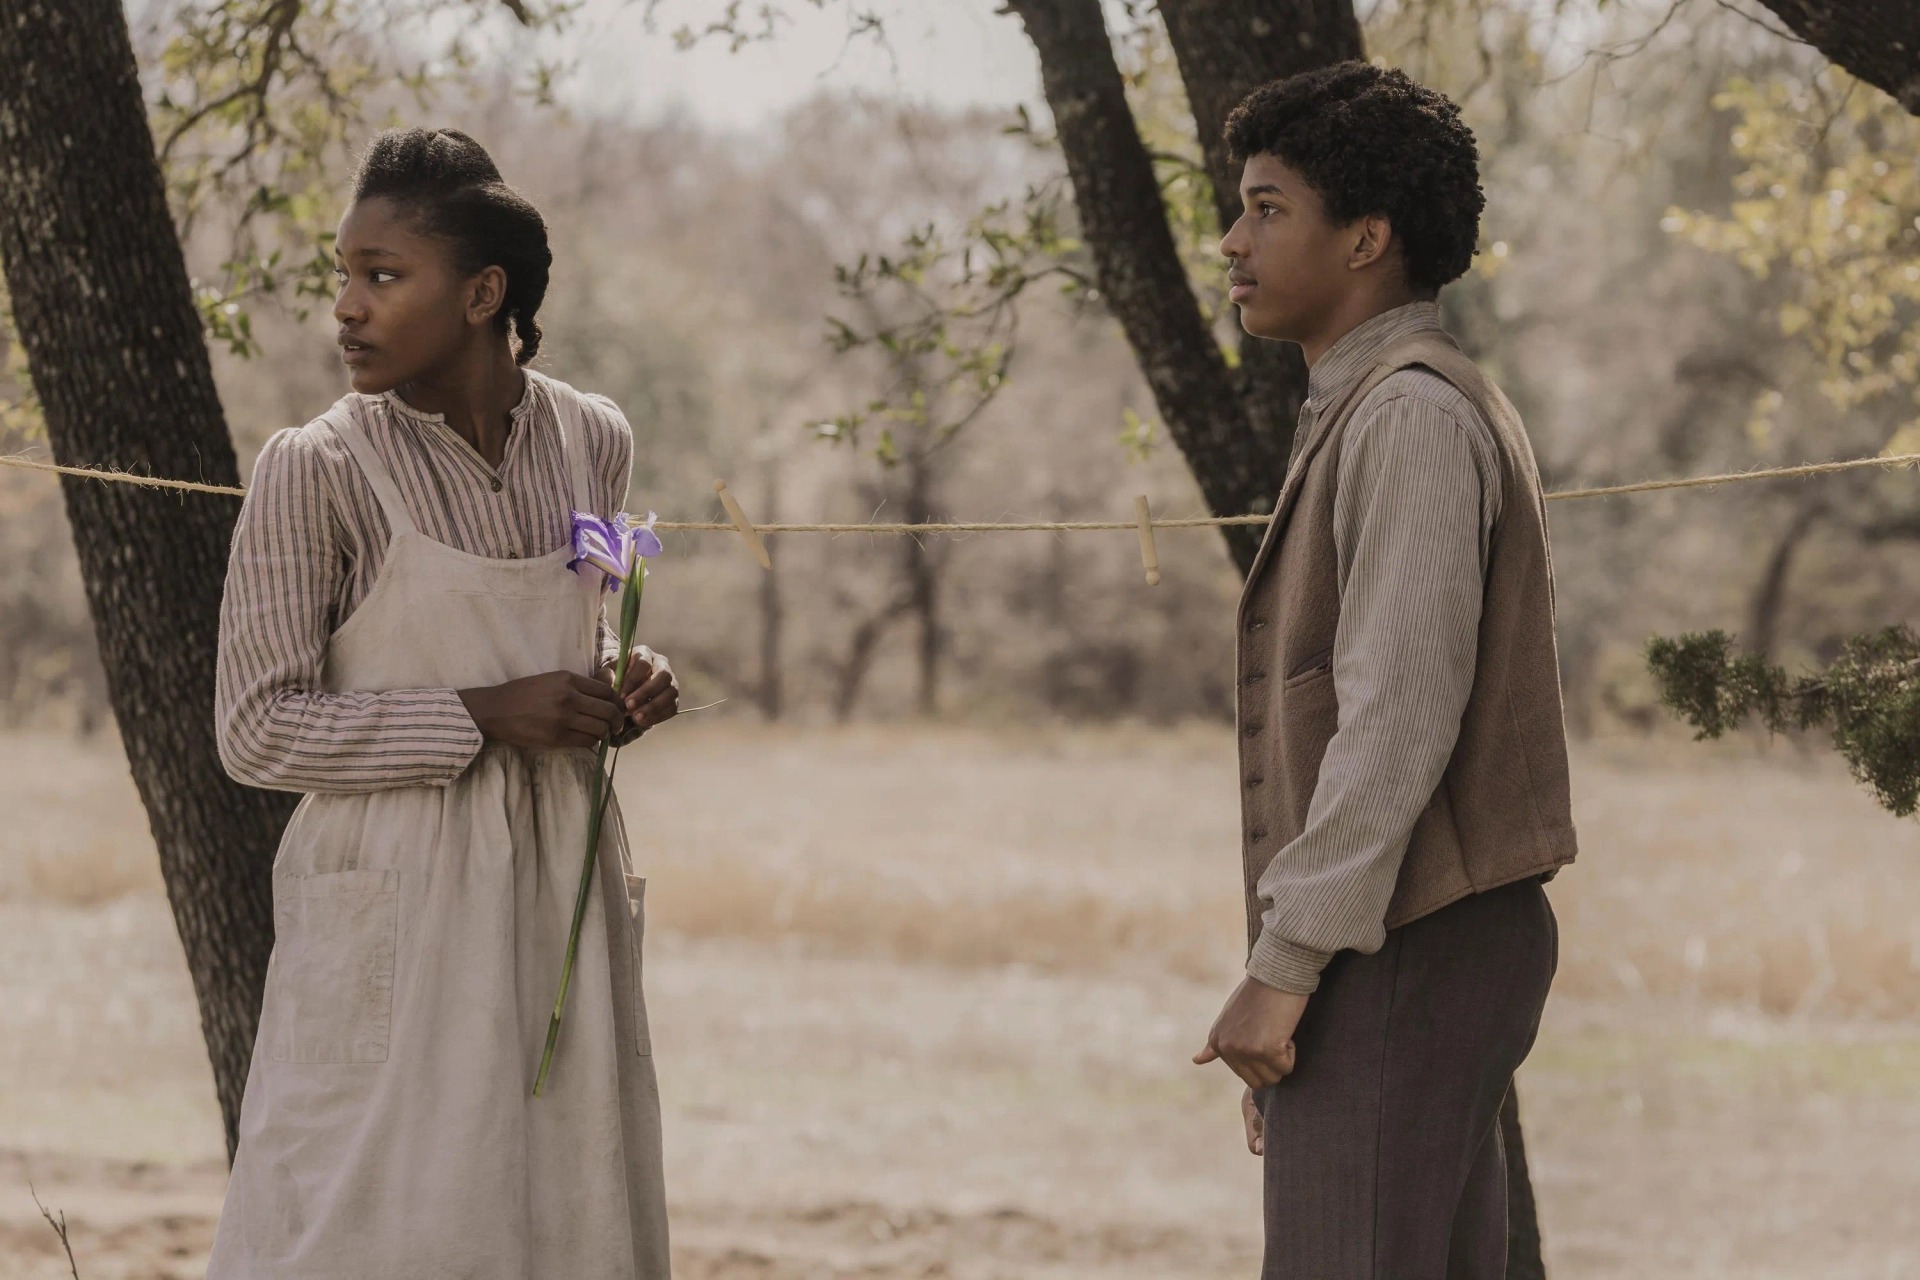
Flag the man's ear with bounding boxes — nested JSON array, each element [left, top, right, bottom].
[[466, 265, 508, 327], [1347, 214, 1395, 273]]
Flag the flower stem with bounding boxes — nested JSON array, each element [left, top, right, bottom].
[[533, 567, 645, 1096], [533, 736, 608, 1097]]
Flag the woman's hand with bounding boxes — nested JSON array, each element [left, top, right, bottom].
[[458, 672, 623, 750], [606, 644, 679, 745]]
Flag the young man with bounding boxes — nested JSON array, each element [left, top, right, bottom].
[[1190, 63, 1576, 1278]]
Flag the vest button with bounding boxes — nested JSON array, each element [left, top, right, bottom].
[[489, 477, 504, 492], [1247, 617, 1267, 632], [1246, 774, 1264, 788], [1243, 723, 1262, 738], [1249, 828, 1268, 842], [1245, 670, 1266, 684]]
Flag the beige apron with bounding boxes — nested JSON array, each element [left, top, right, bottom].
[[208, 372, 670, 1279]]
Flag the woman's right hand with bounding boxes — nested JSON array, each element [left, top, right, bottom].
[[458, 671, 623, 750]]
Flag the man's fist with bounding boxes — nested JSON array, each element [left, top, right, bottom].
[[1193, 975, 1308, 1090]]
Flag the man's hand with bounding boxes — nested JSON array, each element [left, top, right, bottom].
[[606, 644, 679, 744], [1193, 975, 1308, 1089], [458, 671, 623, 750], [1242, 1087, 1264, 1156]]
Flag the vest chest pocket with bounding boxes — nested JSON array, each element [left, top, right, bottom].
[[1278, 650, 1341, 758], [1283, 646, 1335, 688], [268, 869, 398, 1064]]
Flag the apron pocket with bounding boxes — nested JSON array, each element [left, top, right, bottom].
[[269, 869, 399, 1064], [626, 874, 652, 1057]]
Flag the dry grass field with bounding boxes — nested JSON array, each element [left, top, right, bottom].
[[3, 721, 1918, 1278]]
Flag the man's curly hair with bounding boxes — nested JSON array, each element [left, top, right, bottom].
[[1225, 62, 1484, 294]]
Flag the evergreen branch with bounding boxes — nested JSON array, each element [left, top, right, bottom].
[[1648, 626, 1920, 816]]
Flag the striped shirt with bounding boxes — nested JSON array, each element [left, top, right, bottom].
[[1248, 301, 1506, 994], [214, 377, 632, 794]]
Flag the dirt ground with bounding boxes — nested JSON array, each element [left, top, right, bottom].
[[3, 722, 1918, 1278]]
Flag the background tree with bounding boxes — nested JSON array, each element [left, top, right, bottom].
[[0, 0, 567, 1158], [1649, 50, 1920, 805], [0, 0, 292, 1160]]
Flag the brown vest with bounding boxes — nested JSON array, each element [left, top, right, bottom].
[[1236, 330, 1578, 951]]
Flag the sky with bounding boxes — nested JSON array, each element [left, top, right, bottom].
[[540, 0, 1045, 132]]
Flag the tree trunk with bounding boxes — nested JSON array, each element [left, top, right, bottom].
[[1159, 0, 1363, 458], [1747, 499, 1824, 662], [904, 449, 941, 716], [1003, 4, 1551, 1269], [757, 462, 784, 720], [1006, 0, 1286, 572], [0, 0, 292, 1160], [1750, 2, 1920, 113], [833, 592, 911, 721]]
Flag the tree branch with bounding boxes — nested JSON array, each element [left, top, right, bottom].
[[1749, 1, 1920, 114], [1649, 626, 1920, 815], [157, 0, 301, 164]]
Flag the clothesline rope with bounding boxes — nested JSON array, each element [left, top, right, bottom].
[[3, 448, 1919, 530]]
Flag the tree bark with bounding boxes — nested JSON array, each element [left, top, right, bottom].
[[0, 0, 292, 1160], [1751, 2, 1920, 114], [1006, 0, 1286, 572], [1159, 0, 1363, 457]]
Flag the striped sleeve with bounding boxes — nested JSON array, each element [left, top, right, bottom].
[[1248, 375, 1500, 993], [214, 423, 483, 794]]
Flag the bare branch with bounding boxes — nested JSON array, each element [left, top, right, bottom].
[[30, 1184, 80, 1280], [157, 0, 301, 165]]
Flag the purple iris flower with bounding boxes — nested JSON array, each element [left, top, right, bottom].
[[568, 510, 662, 590]]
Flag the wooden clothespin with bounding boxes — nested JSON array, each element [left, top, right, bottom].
[[1134, 494, 1161, 586], [713, 479, 772, 570]]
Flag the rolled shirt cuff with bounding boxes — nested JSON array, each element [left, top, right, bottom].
[[434, 689, 489, 780], [1247, 928, 1335, 995]]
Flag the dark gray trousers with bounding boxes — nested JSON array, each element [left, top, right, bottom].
[[1257, 878, 1557, 1280]]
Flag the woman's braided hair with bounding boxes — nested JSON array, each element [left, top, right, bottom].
[[350, 128, 552, 365]]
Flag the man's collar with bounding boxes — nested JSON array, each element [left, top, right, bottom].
[[1304, 301, 1446, 410]]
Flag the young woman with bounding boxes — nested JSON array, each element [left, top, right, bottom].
[[209, 128, 675, 1278]]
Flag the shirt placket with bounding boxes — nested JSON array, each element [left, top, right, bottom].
[[423, 418, 518, 559], [1286, 402, 1319, 479], [494, 418, 526, 559]]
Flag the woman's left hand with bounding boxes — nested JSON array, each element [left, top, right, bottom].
[[605, 644, 678, 744]]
